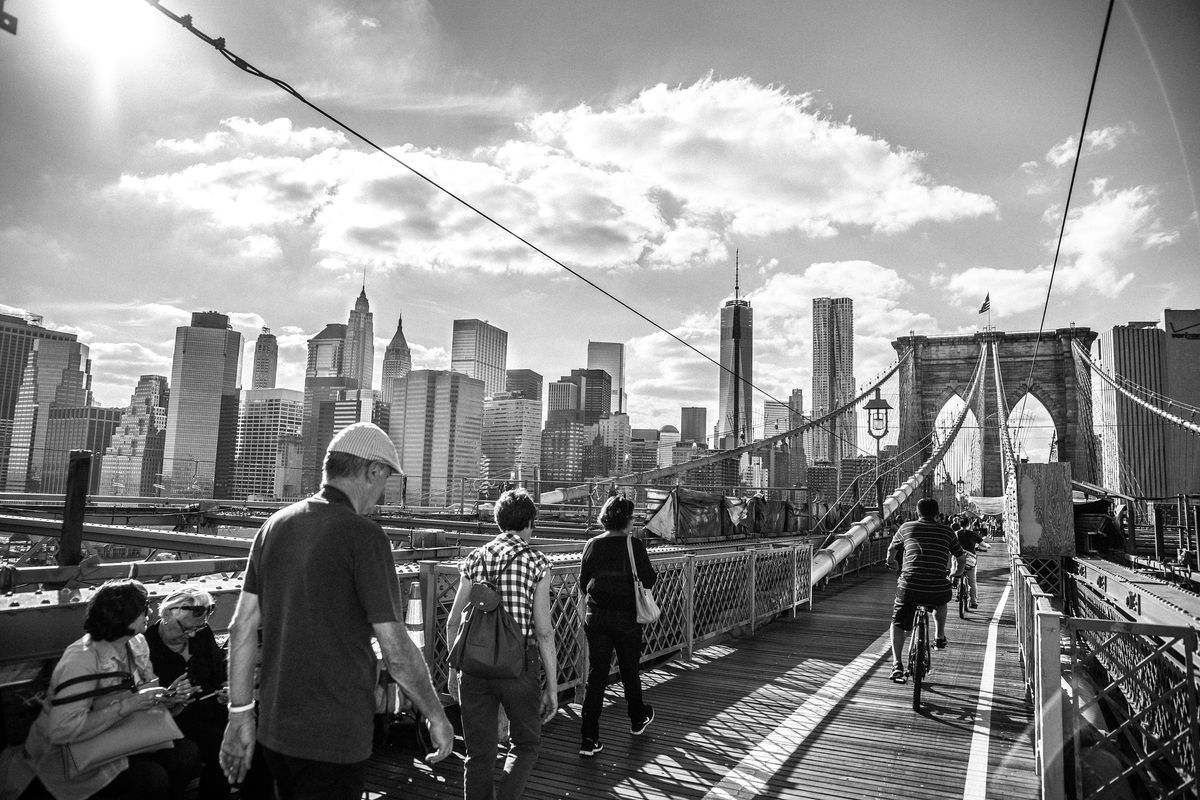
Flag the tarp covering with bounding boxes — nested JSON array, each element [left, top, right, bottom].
[[645, 487, 726, 542], [966, 495, 1005, 515]]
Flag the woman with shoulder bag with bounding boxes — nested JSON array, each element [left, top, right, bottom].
[[3, 579, 199, 800], [577, 495, 656, 758]]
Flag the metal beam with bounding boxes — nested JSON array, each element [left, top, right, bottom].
[[0, 515, 253, 557]]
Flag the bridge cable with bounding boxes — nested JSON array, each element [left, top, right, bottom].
[[1018, 0, 1115, 441]]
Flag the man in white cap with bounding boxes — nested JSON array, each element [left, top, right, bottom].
[[219, 423, 453, 800]]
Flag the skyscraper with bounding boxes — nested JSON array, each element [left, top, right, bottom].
[[680, 407, 707, 445], [547, 380, 581, 421], [5, 336, 93, 492], [252, 327, 278, 389], [451, 319, 507, 397], [389, 370, 484, 506], [342, 287, 374, 392], [162, 311, 242, 498], [540, 417, 585, 488], [505, 369, 543, 403], [232, 388, 304, 500], [0, 312, 82, 486], [302, 323, 356, 493], [787, 388, 807, 489], [482, 391, 542, 481], [98, 375, 170, 497], [381, 315, 412, 405], [718, 298, 753, 449], [41, 407, 122, 494], [555, 369, 611, 425], [587, 341, 626, 414], [762, 400, 790, 439], [598, 412, 632, 475], [812, 297, 856, 464]]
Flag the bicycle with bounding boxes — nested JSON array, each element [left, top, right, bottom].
[[954, 554, 977, 619], [907, 604, 934, 711]]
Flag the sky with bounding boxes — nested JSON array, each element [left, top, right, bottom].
[[2, 0, 1198, 451]]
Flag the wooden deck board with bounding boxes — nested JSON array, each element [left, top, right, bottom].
[[365, 542, 1039, 799]]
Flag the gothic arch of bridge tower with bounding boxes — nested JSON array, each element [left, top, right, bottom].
[[892, 327, 1098, 497]]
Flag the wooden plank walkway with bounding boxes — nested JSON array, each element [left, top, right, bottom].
[[365, 542, 1039, 799]]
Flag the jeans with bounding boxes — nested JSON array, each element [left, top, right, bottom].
[[459, 647, 543, 800], [581, 610, 645, 742], [964, 562, 978, 603], [259, 744, 367, 800]]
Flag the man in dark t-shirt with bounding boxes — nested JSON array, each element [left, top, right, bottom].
[[885, 497, 967, 682], [220, 423, 453, 799]]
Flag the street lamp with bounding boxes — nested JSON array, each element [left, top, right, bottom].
[[956, 477, 966, 513], [864, 389, 893, 521]]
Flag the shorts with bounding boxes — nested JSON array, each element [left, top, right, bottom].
[[892, 589, 952, 631]]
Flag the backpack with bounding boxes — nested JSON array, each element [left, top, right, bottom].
[[448, 547, 528, 679]]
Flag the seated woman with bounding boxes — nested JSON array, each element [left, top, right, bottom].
[[6, 579, 199, 800]]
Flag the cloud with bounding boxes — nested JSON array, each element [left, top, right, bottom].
[[110, 78, 997, 280], [1045, 124, 1128, 168], [946, 182, 1172, 314]]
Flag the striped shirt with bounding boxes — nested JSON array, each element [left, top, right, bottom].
[[890, 519, 965, 597], [460, 532, 551, 639]]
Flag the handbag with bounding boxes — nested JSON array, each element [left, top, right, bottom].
[[448, 548, 528, 679], [626, 535, 660, 624], [63, 705, 181, 778]]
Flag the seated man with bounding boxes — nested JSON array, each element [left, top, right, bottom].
[[886, 497, 968, 682]]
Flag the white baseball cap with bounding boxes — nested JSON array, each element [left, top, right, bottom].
[[327, 422, 403, 475]]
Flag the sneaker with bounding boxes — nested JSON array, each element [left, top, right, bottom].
[[579, 739, 603, 757], [630, 705, 655, 735], [889, 662, 906, 683], [934, 637, 949, 650], [970, 601, 979, 609]]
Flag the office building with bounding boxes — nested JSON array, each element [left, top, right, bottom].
[[381, 315, 413, 405], [559, 369, 612, 425], [657, 424, 681, 468], [302, 323, 355, 494], [342, 288, 374, 392], [788, 388, 808, 489], [5, 336, 93, 492], [333, 389, 389, 433], [680, 407, 707, 445], [763, 400, 790, 439], [812, 297, 856, 464], [807, 461, 838, 503], [40, 407, 123, 495], [630, 428, 660, 473], [98, 375, 170, 497], [162, 311, 242, 498], [232, 388, 304, 501], [547, 380, 581, 421], [1160, 309, 1200, 495], [541, 417, 586, 488], [598, 412, 632, 476], [482, 392, 542, 482], [389, 370, 484, 507], [587, 341, 626, 414], [451, 319, 507, 397], [506, 369, 543, 403], [718, 298, 753, 449], [251, 327, 278, 390]]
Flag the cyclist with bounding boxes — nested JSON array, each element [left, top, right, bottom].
[[956, 522, 987, 609], [886, 498, 969, 682]]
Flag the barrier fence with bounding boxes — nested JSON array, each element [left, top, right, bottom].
[[1012, 556, 1199, 800]]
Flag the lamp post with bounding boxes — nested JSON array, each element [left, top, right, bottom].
[[864, 389, 893, 523], [956, 477, 966, 513]]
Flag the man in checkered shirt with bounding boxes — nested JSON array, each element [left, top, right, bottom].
[[447, 488, 558, 800]]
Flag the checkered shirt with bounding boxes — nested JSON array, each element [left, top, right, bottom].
[[460, 532, 551, 640]]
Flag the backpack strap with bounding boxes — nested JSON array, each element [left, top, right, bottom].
[[51, 671, 134, 706]]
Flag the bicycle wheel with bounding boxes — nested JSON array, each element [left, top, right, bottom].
[[911, 612, 927, 711], [958, 579, 968, 619]]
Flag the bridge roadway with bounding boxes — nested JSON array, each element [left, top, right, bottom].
[[366, 542, 1037, 800]]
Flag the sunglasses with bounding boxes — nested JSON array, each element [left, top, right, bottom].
[[177, 604, 217, 618]]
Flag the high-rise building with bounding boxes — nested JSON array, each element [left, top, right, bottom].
[[657, 424, 681, 468], [302, 323, 354, 494], [5, 336, 93, 492], [680, 407, 707, 445], [232, 388, 304, 500], [389, 370, 484, 506], [505, 369, 543, 403], [41, 407, 123, 494], [812, 297, 856, 464], [598, 413, 632, 476], [807, 461, 838, 502], [342, 288, 374, 392], [252, 327, 278, 390], [547, 380, 581, 421], [541, 417, 585, 488], [381, 315, 412, 405], [718, 298, 753, 449], [333, 389, 390, 434], [587, 341, 626, 414], [788, 388, 807, 489], [162, 312, 242, 498], [99, 375, 170, 497], [1094, 309, 1200, 497], [451, 319, 507, 397], [0, 312, 83, 486], [762, 401, 790, 439], [482, 392, 543, 482], [555, 370, 612, 425], [629, 428, 660, 473]]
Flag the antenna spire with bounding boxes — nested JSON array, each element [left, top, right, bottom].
[[734, 249, 740, 302]]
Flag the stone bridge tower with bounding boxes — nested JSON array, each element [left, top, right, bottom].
[[891, 328, 1097, 497]]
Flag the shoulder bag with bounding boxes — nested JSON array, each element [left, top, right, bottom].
[[626, 535, 660, 624], [53, 645, 182, 778], [448, 547, 528, 679]]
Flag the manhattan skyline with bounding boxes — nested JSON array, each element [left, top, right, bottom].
[[2, 0, 1198, 433]]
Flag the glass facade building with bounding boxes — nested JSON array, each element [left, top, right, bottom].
[[98, 375, 170, 497], [451, 319, 507, 397]]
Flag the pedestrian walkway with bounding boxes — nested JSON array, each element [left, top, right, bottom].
[[366, 542, 1036, 799]]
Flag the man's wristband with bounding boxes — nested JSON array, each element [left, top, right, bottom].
[[227, 701, 256, 714]]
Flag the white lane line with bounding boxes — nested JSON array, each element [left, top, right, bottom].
[[701, 629, 892, 800], [962, 581, 1012, 800]]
